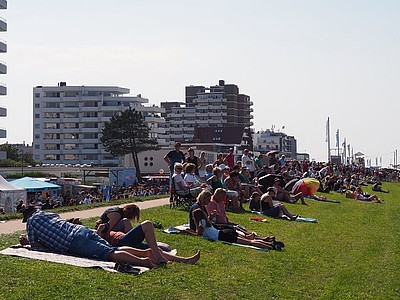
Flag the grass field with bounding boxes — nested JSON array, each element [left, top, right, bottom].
[[0, 182, 399, 299]]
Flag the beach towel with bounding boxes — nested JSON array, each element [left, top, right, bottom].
[[0, 245, 149, 274], [251, 211, 317, 223], [163, 224, 270, 252]]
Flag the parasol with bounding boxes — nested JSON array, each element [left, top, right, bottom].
[[258, 174, 285, 189], [291, 178, 320, 197], [266, 150, 280, 156], [284, 178, 300, 192]]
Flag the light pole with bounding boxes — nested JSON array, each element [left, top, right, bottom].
[[21, 149, 24, 176]]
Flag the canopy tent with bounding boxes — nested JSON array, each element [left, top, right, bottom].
[[11, 177, 61, 193], [0, 175, 27, 213]]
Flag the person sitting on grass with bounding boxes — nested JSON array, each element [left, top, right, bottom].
[[353, 187, 382, 203], [191, 207, 280, 250], [95, 204, 140, 234], [272, 178, 307, 205], [259, 187, 299, 220], [372, 182, 389, 193], [224, 171, 245, 212], [205, 189, 276, 242], [20, 206, 177, 269]]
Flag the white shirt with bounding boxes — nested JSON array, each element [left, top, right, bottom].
[[184, 173, 201, 187], [242, 154, 255, 172]]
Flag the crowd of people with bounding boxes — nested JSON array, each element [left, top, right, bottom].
[[13, 143, 398, 273]]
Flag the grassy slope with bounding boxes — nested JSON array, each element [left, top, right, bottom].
[[0, 183, 399, 300]]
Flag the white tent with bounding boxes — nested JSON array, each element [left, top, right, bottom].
[[0, 175, 27, 213]]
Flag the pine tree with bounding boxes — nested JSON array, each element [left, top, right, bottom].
[[100, 108, 159, 183]]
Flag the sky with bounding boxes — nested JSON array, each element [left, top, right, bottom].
[[1, 0, 399, 166]]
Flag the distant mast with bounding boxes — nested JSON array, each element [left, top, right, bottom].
[[326, 117, 331, 163]]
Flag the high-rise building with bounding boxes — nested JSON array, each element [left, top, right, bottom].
[[33, 83, 166, 166], [160, 80, 253, 147], [0, 0, 7, 138]]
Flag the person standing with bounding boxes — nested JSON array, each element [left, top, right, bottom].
[[186, 147, 202, 176], [223, 148, 235, 169], [164, 142, 185, 179]]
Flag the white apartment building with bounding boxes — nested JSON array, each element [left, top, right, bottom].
[[253, 129, 298, 159], [0, 0, 7, 138], [33, 83, 166, 166]]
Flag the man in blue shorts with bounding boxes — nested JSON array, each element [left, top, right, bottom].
[[19, 206, 157, 268]]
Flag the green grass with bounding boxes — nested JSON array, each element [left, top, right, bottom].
[[1, 183, 400, 299]]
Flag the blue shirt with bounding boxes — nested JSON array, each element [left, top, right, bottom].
[[166, 150, 185, 170], [27, 211, 82, 254]]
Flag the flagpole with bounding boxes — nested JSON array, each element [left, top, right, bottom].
[[326, 117, 331, 163]]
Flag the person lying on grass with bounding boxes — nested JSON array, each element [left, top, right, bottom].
[[20, 206, 198, 269], [353, 187, 383, 203], [272, 178, 307, 205], [191, 207, 281, 250], [205, 188, 276, 242], [187, 190, 282, 249], [96, 206, 200, 264], [253, 187, 299, 221]]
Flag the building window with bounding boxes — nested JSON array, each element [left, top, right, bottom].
[[83, 111, 98, 118], [34, 103, 40, 108], [64, 112, 79, 118], [34, 124, 40, 129], [64, 101, 80, 107], [45, 144, 59, 150], [83, 133, 98, 139], [64, 123, 79, 129], [35, 114, 40, 119], [65, 144, 78, 150], [35, 93, 40, 98], [35, 144, 40, 149], [44, 133, 60, 140], [64, 133, 79, 139], [45, 123, 59, 129], [44, 112, 60, 118], [65, 154, 79, 160], [45, 154, 59, 160], [45, 102, 60, 108], [34, 134, 40, 139]]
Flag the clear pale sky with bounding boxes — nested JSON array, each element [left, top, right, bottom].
[[1, 1, 399, 166]]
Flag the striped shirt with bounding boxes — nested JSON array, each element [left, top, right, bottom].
[[27, 211, 82, 254]]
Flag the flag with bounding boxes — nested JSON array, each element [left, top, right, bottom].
[[336, 129, 339, 148]]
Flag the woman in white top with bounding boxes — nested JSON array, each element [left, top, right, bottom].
[[192, 207, 274, 249]]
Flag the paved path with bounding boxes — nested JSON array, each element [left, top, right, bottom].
[[0, 197, 170, 235]]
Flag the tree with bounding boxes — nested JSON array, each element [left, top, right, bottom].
[[100, 108, 160, 183]]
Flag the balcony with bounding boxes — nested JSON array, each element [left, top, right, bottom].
[[0, 61, 6, 74], [0, 128, 5, 138], [0, 18, 6, 32], [0, 106, 6, 116], [0, 83, 6, 95], [0, 40, 6, 53]]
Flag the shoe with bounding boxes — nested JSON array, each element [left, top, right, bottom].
[[273, 241, 285, 248], [272, 244, 282, 251], [114, 262, 140, 275]]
